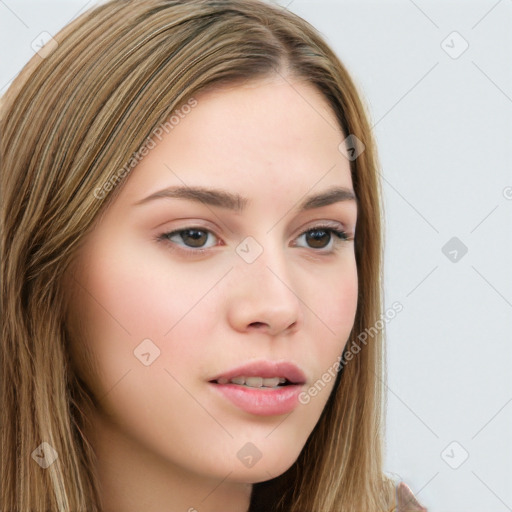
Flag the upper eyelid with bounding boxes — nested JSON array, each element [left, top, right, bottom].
[[164, 220, 351, 235]]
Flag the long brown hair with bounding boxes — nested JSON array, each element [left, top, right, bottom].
[[1, 1, 396, 510]]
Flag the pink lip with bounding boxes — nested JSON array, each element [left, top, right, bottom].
[[208, 360, 306, 416]]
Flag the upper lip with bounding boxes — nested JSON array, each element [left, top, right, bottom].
[[209, 360, 307, 385]]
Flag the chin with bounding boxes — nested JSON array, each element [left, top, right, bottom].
[[226, 454, 298, 484]]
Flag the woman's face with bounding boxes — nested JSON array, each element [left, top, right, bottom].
[[68, 76, 358, 486]]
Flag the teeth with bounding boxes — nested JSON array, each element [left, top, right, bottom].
[[216, 376, 289, 388], [245, 376, 263, 387], [263, 377, 281, 387]]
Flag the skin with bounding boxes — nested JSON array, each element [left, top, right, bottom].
[[66, 75, 359, 512]]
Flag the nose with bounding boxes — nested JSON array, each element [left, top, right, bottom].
[[226, 241, 304, 337]]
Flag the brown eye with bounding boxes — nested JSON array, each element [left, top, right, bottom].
[[295, 225, 349, 252], [160, 228, 217, 250], [305, 229, 332, 249], [179, 229, 209, 248]]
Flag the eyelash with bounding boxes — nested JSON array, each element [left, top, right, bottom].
[[155, 222, 353, 257]]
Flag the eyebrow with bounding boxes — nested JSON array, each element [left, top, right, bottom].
[[133, 185, 356, 212]]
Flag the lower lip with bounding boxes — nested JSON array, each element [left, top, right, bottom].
[[209, 383, 303, 416]]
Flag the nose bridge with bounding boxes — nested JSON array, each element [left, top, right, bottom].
[[228, 232, 303, 334], [236, 232, 293, 292]]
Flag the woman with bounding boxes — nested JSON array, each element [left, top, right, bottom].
[[0, 0, 426, 510]]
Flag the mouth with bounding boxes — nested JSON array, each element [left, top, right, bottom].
[[208, 360, 307, 388], [208, 360, 306, 416], [211, 376, 292, 389]]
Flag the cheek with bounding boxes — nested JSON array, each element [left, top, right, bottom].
[[68, 234, 225, 397], [68, 240, 225, 452], [75, 236, 218, 338], [307, 256, 358, 344], [298, 257, 358, 397]]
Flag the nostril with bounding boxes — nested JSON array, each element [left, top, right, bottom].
[[249, 322, 266, 328]]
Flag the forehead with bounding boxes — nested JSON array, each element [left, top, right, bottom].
[[117, 77, 353, 207]]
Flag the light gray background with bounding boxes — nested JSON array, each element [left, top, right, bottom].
[[1, 1, 511, 511]]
